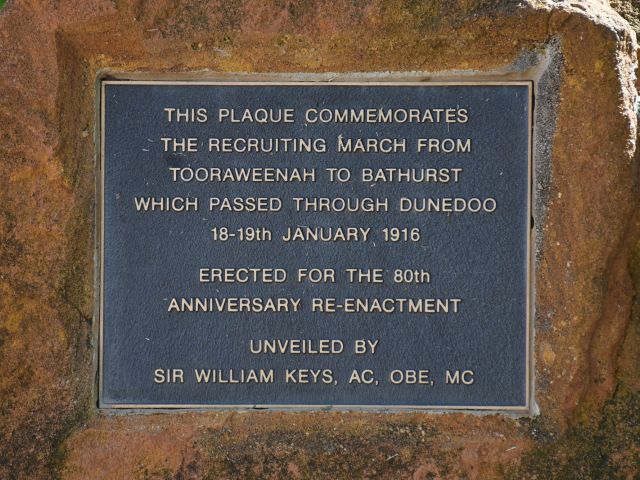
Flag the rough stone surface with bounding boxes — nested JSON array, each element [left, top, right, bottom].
[[612, 0, 640, 32], [0, 0, 639, 479]]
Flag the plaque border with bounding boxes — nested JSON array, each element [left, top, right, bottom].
[[98, 80, 533, 413]]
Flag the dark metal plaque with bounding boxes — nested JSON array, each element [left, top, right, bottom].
[[100, 81, 531, 410]]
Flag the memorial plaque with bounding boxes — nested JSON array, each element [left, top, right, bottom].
[[100, 81, 531, 410]]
